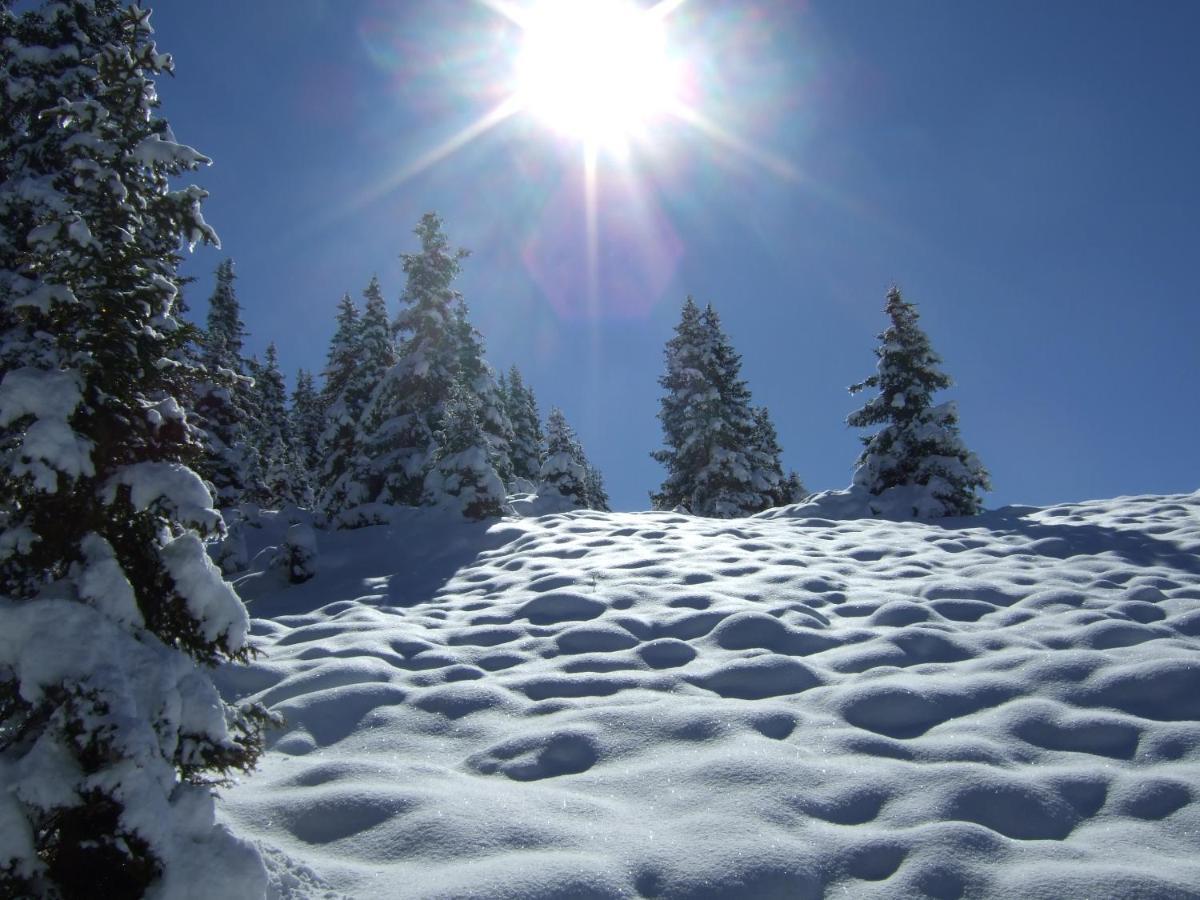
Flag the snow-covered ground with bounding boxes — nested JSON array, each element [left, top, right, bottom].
[[216, 493, 1200, 899]]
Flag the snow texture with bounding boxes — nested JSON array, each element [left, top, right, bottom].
[[213, 492, 1200, 899]]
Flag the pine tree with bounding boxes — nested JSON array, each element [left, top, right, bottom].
[[326, 275, 396, 510], [290, 368, 322, 478], [358, 213, 468, 506], [203, 258, 246, 371], [780, 471, 808, 505], [314, 292, 361, 514], [422, 378, 505, 519], [539, 407, 593, 508], [191, 259, 254, 508], [252, 343, 307, 507], [0, 4, 268, 895], [585, 464, 611, 511], [748, 406, 793, 509], [652, 299, 764, 517], [452, 298, 514, 486], [504, 365, 545, 483], [847, 286, 990, 517]]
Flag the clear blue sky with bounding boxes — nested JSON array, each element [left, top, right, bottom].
[[151, 0, 1199, 512]]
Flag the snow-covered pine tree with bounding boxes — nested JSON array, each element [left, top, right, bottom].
[[539, 407, 591, 508], [652, 297, 707, 511], [847, 286, 990, 517], [0, 3, 269, 896], [585, 464, 611, 511], [452, 298, 514, 486], [357, 214, 468, 506], [324, 275, 397, 509], [290, 368, 322, 479], [191, 258, 254, 508], [748, 406, 790, 509], [780, 471, 808, 505], [204, 258, 246, 368], [252, 343, 308, 507], [422, 378, 505, 519], [314, 291, 361, 514], [652, 298, 764, 517], [503, 365, 544, 483]]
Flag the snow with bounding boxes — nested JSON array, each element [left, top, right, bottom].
[[160, 534, 250, 650], [210, 492, 1200, 898], [0, 598, 266, 896], [78, 533, 143, 628], [0, 366, 93, 490], [103, 460, 222, 532]]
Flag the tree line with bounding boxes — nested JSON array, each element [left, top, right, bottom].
[[190, 214, 609, 536]]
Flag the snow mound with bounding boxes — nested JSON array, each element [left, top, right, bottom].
[[217, 494, 1200, 898]]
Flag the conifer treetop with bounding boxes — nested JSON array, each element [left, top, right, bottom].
[[847, 286, 990, 517]]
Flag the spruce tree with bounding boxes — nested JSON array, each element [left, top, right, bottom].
[[847, 286, 990, 517], [358, 213, 468, 505], [585, 464, 611, 512], [252, 343, 307, 507], [504, 365, 545, 483], [780, 471, 808, 505], [333, 275, 396, 507], [191, 259, 253, 508], [0, 3, 268, 895], [539, 407, 594, 508], [203, 258, 246, 370], [652, 299, 764, 517], [290, 368, 322, 478], [422, 378, 505, 519], [452, 298, 514, 486], [314, 292, 361, 514], [748, 406, 793, 509]]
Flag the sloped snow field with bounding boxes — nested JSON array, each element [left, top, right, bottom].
[[217, 493, 1200, 899]]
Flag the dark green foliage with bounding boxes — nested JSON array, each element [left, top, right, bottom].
[[423, 378, 505, 519], [847, 286, 990, 516], [503, 365, 545, 482], [652, 299, 784, 516]]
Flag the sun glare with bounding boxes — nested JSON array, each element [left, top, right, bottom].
[[514, 0, 679, 151]]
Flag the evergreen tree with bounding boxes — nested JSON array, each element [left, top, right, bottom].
[[847, 286, 990, 517], [585, 464, 611, 512], [504, 365, 545, 483], [357, 213, 468, 505], [314, 292, 361, 513], [326, 275, 396, 510], [748, 406, 791, 509], [0, 4, 268, 895], [191, 259, 253, 508], [319, 292, 359, 409], [422, 378, 505, 519], [452, 298, 514, 485], [780, 471, 808, 505], [539, 407, 593, 508], [252, 343, 307, 507], [203, 258, 245, 371], [652, 299, 764, 517], [290, 368, 322, 477]]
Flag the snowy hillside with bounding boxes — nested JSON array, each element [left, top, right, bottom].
[[217, 494, 1200, 899]]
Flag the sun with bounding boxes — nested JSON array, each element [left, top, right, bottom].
[[513, 0, 680, 152]]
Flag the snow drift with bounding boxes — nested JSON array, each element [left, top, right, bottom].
[[216, 493, 1200, 898]]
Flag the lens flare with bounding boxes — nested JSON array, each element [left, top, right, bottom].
[[514, 0, 680, 152]]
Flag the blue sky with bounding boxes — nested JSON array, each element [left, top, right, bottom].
[[151, 0, 1200, 512]]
